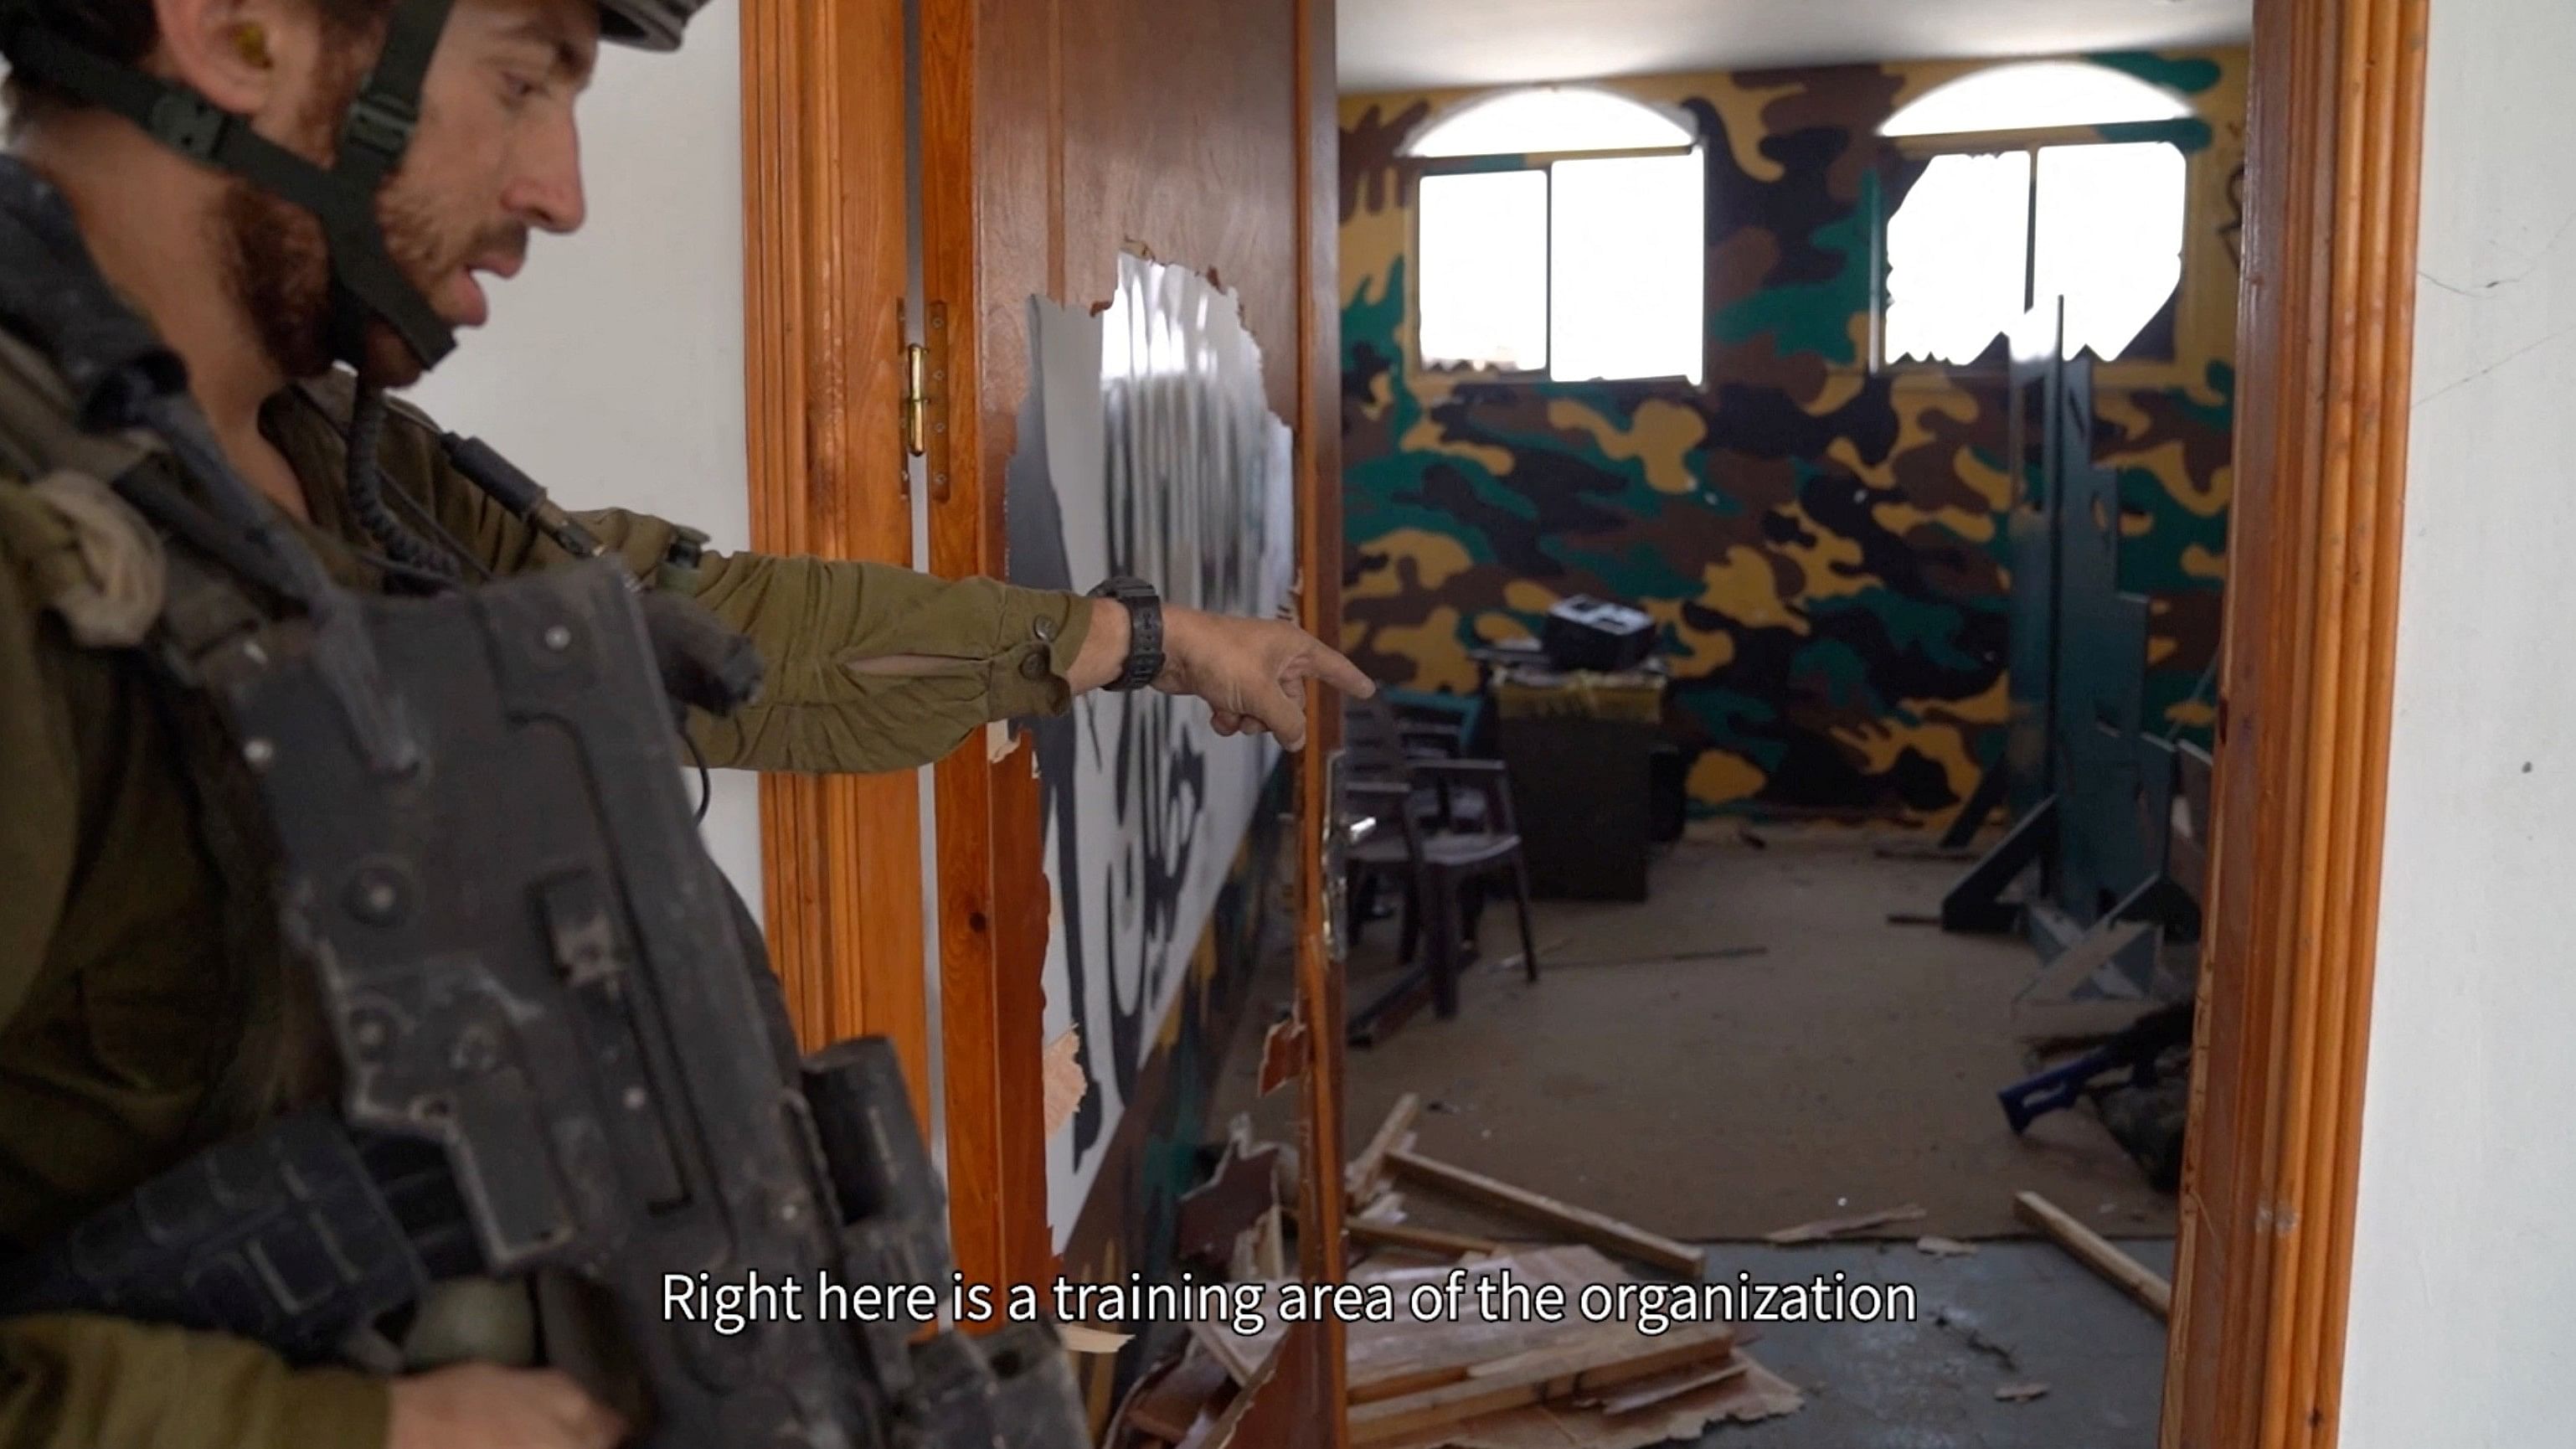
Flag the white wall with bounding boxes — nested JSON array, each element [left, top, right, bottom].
[[404, 11, 762, 910], [2342, 0, 2576, 1441]]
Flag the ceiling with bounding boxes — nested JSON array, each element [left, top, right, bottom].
[[1338, 0, 2252, 93]]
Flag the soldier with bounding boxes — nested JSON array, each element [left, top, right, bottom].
[[0, 0, 1371, 1445]]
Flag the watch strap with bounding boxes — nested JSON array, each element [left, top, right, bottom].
[[1088, 576, 1163, 691]]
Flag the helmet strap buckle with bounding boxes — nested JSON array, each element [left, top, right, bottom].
[[148, 91, 229, 162], [341, 91, 420, 171]]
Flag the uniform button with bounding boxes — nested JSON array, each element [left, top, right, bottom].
[[1032, 616, 1056, 643], [1019, 651, 1051, 682]]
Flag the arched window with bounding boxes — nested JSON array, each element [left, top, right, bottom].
[[1880, 62, 2194, 367], [1407, 87, 1704, 384], [1405, 86, 1695, 158], [1883, 60, 2192, 137]]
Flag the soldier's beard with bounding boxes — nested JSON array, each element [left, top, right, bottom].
[[214, 46, 477, 390], [219, 173, 463, 390]]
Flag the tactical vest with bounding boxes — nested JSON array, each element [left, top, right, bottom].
[[0, 161, 1086, 1448]]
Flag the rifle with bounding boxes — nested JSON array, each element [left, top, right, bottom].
[[0, 556, 1087, 1449]]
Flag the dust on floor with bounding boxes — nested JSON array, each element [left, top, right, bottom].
[[1673, 1239, 2176, 1449], [1213, 836, 2175, 1242]]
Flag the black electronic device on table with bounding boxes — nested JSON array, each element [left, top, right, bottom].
[[1540, 596, 1656, 673]]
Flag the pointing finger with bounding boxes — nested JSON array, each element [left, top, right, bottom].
[[1300, 642, 1377, 699]]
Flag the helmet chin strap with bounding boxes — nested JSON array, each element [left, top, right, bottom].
[[0, 0, 461, 374]]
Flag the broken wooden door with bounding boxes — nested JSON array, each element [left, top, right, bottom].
[[916, 0, 1348, 1440]]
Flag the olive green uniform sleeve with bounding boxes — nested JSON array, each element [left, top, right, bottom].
[[334, 398, 1101, 776], [556, 509, 1099, 776], [665, 541, 1096, 776], [0, 1316, 387, 1449]]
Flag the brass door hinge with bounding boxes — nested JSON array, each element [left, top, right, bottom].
[[901, 302, 951, 503], [900, 341, 930, 456]]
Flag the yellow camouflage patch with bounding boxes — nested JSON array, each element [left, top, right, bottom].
[[1688, 749, 1768, 808], [1367, 606, 1478, 694], [1547, 397, 1708, 494], [1698, 546, 1804, 633], [1349, 528, 1476, 600]]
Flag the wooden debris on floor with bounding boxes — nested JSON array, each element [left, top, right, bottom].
[[1349, 1321, 1737, 1445], [1357, 1190, 1407, 1223], [1579, 1359, 1749, 1415], [1380, 1362, 1804, 1449], [1348, 1218, 1503, 1260], [2014, 1189, 2172, 1318], [1119, 1342, 1237, 1446], [1188, 1311, 1272, 1388], [1762, 1202, 1928, 1245], [1994, 1381, 2051, 1403], [1192, 1247, 1801, 1448], [1141, 1117, 1804, 1448], [1387, 1149, 1703, 1277], [1914, 1235, 1980, 1258], [1347, 1091, 1423, 1207]]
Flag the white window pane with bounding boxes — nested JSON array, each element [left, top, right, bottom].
[[1548, 152, 1705, 384], [1882, 60, 2192, 137], [1417, 169, 1549, 372], [2034, 142, 2186, 363], [1409, 86, 1693, 159], [1884, 151, 2032, 366]]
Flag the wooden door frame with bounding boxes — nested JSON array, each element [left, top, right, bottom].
[[911, 0, 1059, 1299], [1287, 0, 1354, 1435], [899, 0, 1352, 1333], [732, 0, 2435, 1441], [737, 0, 932, 1109], [2166, 0, 2428, 1444], [745, 0, 1342, 1317]]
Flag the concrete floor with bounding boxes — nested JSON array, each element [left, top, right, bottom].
[[1222, 838, 2172, 1241], [1682, 1240, 2176, 1449], [1208, 836, 2177, 1446]]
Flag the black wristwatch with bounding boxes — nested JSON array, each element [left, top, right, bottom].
[[1088, 576, 1164, 691]]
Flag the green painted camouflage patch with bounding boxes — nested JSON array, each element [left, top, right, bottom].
[[1342, 51, 2245, 827]]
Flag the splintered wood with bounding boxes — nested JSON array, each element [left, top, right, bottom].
[[1192, 1247, 1801, 1447], [1041, 1030, 1084, 1139], [1348, 1323, 1736, 1444], [1348, 1219, 1503, 1260], [1347, 1092, 1422, 1207], [1177, 1139, 1281, 1270], [1388, 1150, 1704, 1277], [2014, 1190, 2172, 1319], [1257, 1015, 1306, 1096]]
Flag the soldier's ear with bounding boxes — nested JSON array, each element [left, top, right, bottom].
[[148, 0, 317, 123]]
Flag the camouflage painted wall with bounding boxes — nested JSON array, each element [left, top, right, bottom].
[[1341, 51, 2244, 826]]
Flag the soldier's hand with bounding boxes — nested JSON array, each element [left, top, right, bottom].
[[388, 1364, 627, 1449], [1156, 607, 1374, 750]]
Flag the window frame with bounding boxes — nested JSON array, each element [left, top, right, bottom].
[[1404, 137, 1709, 389], [1873, 117, 2209, 389]]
